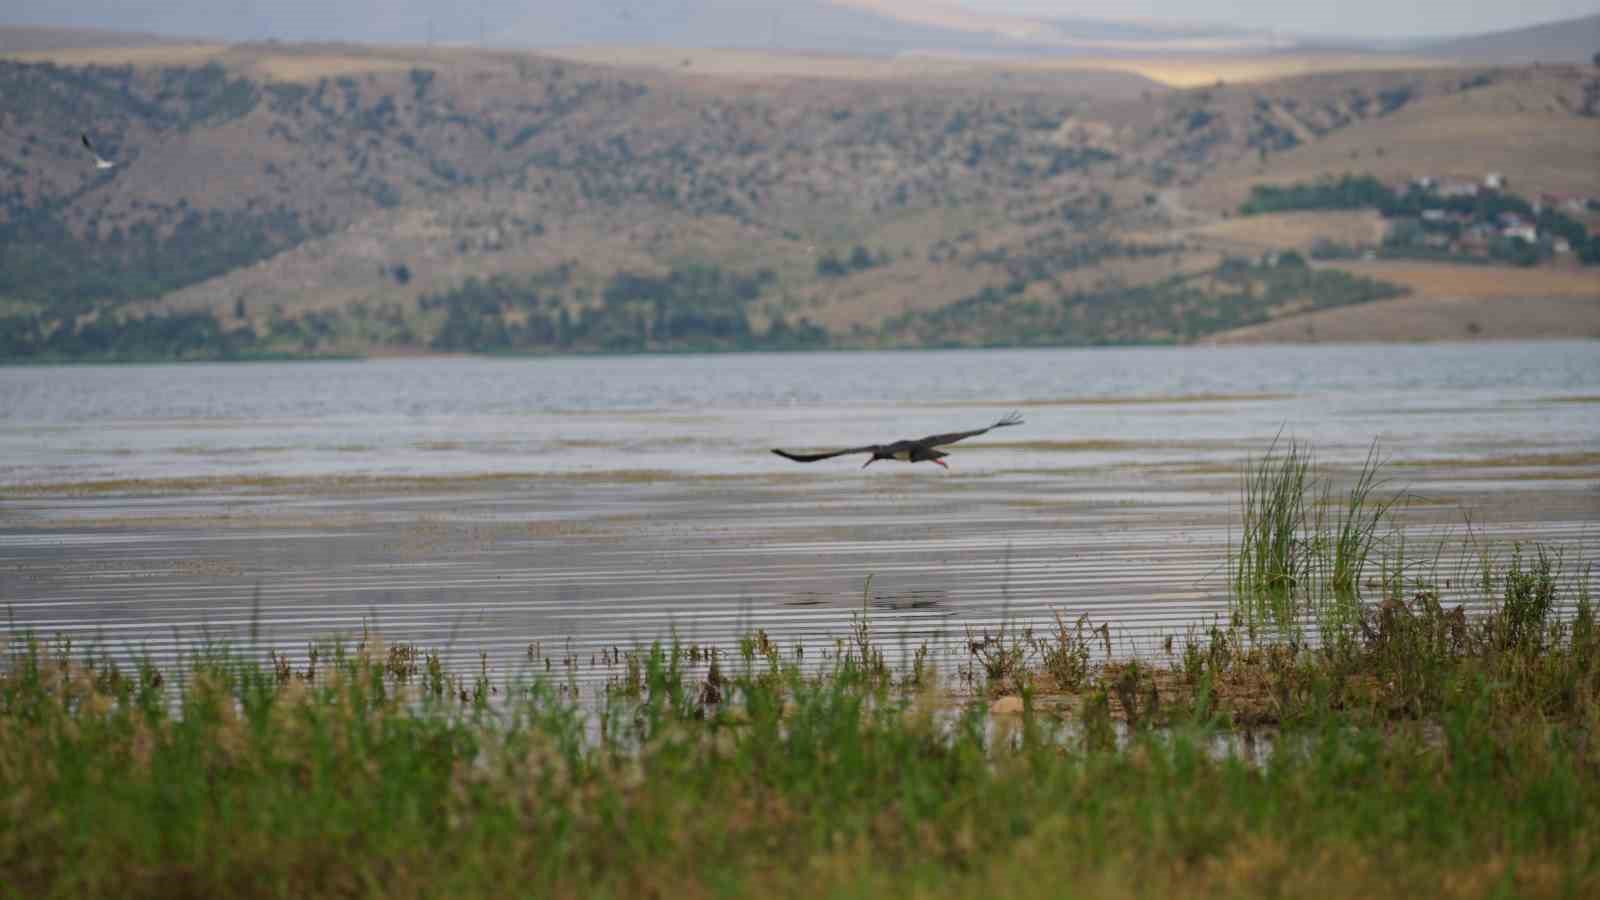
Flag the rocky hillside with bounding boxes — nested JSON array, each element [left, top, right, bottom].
[[1, 41, 1596, 360]]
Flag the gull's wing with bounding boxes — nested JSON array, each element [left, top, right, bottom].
[[771, 445, 878, 463], [82, 134, 112, 166], [917, 411, 1024, 448]]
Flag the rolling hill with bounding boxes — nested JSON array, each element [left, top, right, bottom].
[[0, 32, 1596, 361], [1180, 64, 1600, 212], [0, 25, 187, 53], [1419, 13, 1600, 64]]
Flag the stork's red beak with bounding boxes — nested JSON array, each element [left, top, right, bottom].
[[933, 458, 949, 469], [861, 458, 876, 469]]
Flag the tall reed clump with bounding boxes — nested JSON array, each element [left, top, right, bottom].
[[1350, 545, 1597, 721], [1231, 439, 1400, 642]]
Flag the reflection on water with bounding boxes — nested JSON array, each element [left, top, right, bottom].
[[1, 342, 1597, 690]]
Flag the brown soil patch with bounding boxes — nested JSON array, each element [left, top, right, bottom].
[[1327, 261, 1600, 299], [1, 43, 226, 65], [1210, 293, 1600, 344], [1188, 211, 1389, 252], [1213, 258, 1599, 344]]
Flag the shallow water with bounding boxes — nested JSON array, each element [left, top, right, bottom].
[[3, 342, 1598, 484], [2, 343, 1597, 689]]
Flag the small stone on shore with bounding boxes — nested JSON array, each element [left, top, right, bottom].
[[990, 695, 1025, 716]]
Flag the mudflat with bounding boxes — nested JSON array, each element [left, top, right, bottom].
[[3, 456, 1595, 690]]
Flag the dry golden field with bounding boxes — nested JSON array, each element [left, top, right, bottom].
[[1329, 261, 1600, 299], [543, 44, 1452, 89], [1210, 293, 1600, 344], [1186, 211, 1391, 252], [1213, 259, 1600, 343], [0, 43, 227, 66]]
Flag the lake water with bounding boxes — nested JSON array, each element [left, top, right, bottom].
[[2, 342, 1597, 689]]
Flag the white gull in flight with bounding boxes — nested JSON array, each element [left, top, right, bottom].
[[81, 133, 116, 170]]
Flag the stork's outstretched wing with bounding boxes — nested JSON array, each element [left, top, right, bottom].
[[771, 445, 878, 463], [917, 411, 1024, 448]]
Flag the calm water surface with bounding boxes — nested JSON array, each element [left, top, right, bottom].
[[2, 343, 1597, 687]]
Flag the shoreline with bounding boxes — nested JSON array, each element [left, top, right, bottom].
[[5, 332, 1598, 367]]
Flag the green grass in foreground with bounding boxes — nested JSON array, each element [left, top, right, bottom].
[[2, 448, 1599, 898]]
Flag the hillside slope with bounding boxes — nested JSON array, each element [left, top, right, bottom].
[[1421, 13, 1600, 64], [1181, 64, 1600, 212], [1, 41, 1596, 360], [0, 25, 186, 53]]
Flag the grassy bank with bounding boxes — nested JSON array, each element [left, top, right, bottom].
[[2, 448, 1597, 898]]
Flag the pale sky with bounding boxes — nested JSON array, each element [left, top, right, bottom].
[[965, 0, 1600, 38], [4, 0, 1597, 44]]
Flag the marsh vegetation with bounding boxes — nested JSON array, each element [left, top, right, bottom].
[[1, 446, 1596, 897]]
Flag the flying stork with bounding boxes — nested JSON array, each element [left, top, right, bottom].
[[771, 412, 1024, 469]]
